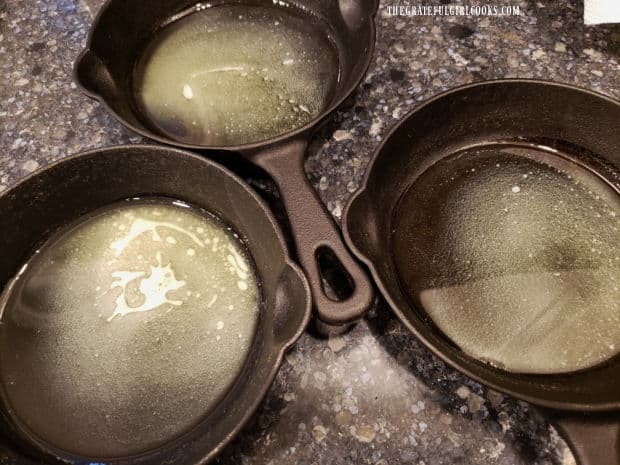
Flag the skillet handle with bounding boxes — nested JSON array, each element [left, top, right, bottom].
[[547, 410, 620, 465], [253, 139, 374, 326]]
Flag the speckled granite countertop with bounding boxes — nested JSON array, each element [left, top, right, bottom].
[[1, 0, 619, 464]]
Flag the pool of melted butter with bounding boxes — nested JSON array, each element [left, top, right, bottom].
[[133, 2, 340, 146], [392, 145, 620, 375]]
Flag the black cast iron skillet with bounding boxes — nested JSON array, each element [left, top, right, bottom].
[[343, 80, 620, 465], [73, 0, 377, 326], [0, 145, 311, 464]]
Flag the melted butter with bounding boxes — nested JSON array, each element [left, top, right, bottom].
[[392, 145, 620, 374], [0, 198, 260, 458], [133, 3, 340, 146]]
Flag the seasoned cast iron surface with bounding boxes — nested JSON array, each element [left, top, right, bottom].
[[1, 0, 619, 463]]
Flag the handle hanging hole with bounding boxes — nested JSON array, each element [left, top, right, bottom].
[[316, 246, 355, 301]]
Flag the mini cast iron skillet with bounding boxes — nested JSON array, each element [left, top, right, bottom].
[[74, 0, 377, 326], [343, 80, 620, 465], [0, 145, 311, 464]]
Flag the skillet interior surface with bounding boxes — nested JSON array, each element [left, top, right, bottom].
[[0, 146, 311, 464], [344, 80, 620, 411]]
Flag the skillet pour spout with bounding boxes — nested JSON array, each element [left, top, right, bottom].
[[74, 0, 378, 328], [343, 79, 620, 465]]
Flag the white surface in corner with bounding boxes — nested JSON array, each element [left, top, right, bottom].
[[584, 0, 620, 24]]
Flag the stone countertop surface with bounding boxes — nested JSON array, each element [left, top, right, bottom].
[[1, 0, 619, 464]]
